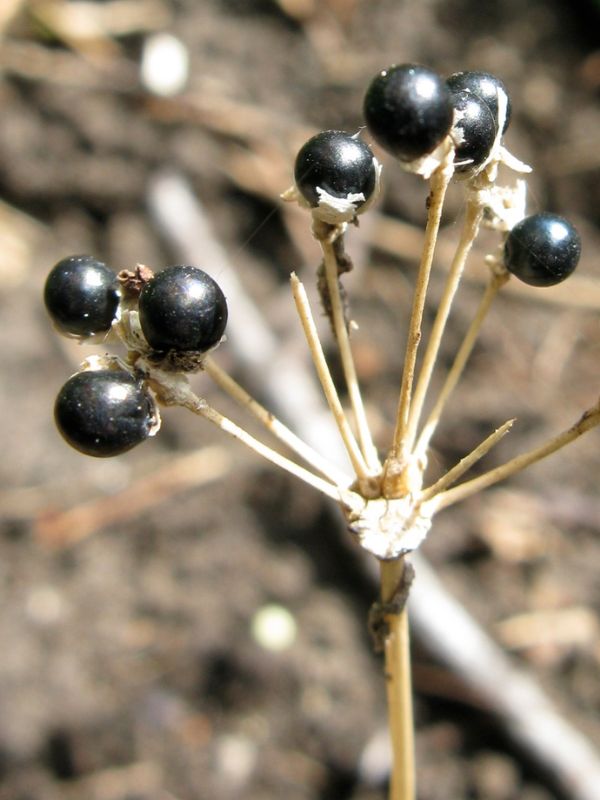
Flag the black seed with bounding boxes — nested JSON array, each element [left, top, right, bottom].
[[138, 266, 228, 353], [363, 64, 453, 161], [450, 91, 497, 174], [294, 130, 377, 209], [54, 370, 155, 457], [446, 70, 512, 133], [44, 255, 119, 337], [504, 213, 581, 287]]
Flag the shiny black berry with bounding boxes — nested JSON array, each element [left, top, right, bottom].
[[54, 369, 156, 457], [503, 213, 581, 287], [138, 266, 228, 353], [446, 71, 512, 133], [450, 91, 496, 174], [363, 64, 453, 161], [44, 255, 120, 337], [294, 130, 377, 209]]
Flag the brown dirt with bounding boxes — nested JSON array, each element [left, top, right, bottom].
[[1, 1, 600, 799]]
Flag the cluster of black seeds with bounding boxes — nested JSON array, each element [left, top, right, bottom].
[[46, 65, 582, 458], [45, 257, 228, 456], [295, 64, 580, 285]]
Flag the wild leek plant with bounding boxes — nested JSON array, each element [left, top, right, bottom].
[[44, 64, 595, 800]]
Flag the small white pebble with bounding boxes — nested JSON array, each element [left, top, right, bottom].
[[358, 726, 392, 786], [140, 33, 189, 97], [26, 586, 65, 624], [215, 734, 257, 786], [251, 603, 297, 652]]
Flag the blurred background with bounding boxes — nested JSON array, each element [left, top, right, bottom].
[[1, 1, 600, 798]]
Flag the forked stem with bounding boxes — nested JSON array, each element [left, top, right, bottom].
[[419, 418, 515, 502], [405, 198, 483, 452], [380, 559, 415, 800], [146, 368, 346, 503], [203, 356, 352, 487], [386, 158, 454, 488], [320, 235, 381, 472], [415, 269, 509, 458], [290, 272, 373, 482], [428, 402, 600, 512]]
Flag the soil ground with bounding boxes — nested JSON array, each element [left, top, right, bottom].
[[1, 1, 600, 799]]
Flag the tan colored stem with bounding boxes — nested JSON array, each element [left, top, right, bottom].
[[204, 356, 352, 487], [148, 369, 345, 502], [389, 161, 454, 466], [290, 272, 372, 480], [200, 405, 339, 497], [429, 403, 600, 512], [405, 200, 483, 452], [415, 271, 507, 458], [419, 419, 515, 502], [380, 559, 415, 800], [321, 237, 381, 472]]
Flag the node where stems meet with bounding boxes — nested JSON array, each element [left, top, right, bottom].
[[384, 154, 454, 498]]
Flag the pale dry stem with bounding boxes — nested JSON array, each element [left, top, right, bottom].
[[290, 272, 373, 482], [380, 559, 415, 800], [203, 356, 352, 487], [320, 235, 381, 472], [405, 198, 483, 452], [146, 367, 346, 502], [415, 270, 509, 458], [388, 158, 454, 474], [429, 402, 600, 512], [419, 419, 515, 502]]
